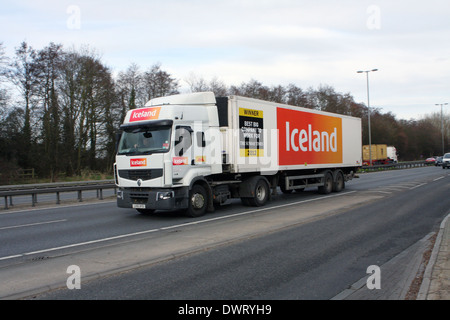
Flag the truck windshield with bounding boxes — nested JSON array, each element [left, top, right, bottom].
[[117, 126, 171, 156]]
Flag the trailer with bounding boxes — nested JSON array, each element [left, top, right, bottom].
[[114, 92, 362, 217], [363, 144, 398, 165]]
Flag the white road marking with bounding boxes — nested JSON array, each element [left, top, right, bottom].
[[0, 191, 357, 261], [0, 219, 67, 230]]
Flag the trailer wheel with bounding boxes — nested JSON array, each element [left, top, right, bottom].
[[318, 171, 333, 194], [248, 178, 270, 206], [332, 170, 345, 193], [186, 184, 208, 217]]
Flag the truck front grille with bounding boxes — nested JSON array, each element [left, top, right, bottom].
[[118, 169, 163, 181], [130, 193, 149, 204]]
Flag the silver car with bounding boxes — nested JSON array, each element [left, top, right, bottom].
[[442, 153, 450, 169]]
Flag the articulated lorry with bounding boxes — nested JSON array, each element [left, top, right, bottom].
[[114, 92, 362, 217], [362, 144, 398, 165]]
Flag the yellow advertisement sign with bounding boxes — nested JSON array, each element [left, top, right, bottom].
[[239, 108, 264, 157]]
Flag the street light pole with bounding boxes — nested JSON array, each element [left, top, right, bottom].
[[436, 103, 448, 155], [357, 69, 378, 166]]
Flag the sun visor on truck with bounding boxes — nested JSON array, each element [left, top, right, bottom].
[[120, 120, 174, 131]]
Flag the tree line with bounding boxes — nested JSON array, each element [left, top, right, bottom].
[[0, 41, 448, 183], [186, 75, 450, 161], [0, 42, 179, 183]]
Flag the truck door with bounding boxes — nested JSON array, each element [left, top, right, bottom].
[[173, 126, 193, 178]]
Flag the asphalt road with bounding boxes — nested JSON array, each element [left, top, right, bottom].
[[0, 166, 449, 300]]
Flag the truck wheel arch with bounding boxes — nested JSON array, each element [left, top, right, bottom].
[[188, 177, 214, 214], [239, 175, 271, 207], [318, 170, 333, 194]]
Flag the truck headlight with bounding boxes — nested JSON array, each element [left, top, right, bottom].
[[157, 191, 174, 201]]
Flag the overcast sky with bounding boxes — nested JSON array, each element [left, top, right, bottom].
[[1, 0, 449, 120]]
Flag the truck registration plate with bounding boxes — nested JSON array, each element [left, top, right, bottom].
[[132, 204, 146, 209]]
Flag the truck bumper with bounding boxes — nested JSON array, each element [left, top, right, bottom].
[[117, 187, 189, 211]]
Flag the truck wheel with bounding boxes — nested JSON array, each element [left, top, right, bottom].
[[332, 171, 345, 192], [248, 178, 270, 207], [318, 171, 333, 194], [186, 184, 208, 217]]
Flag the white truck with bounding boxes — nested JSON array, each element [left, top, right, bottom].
[[386, 146, 398, 163], [114, 92, 362, 217]]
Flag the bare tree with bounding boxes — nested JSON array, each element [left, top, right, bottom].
[[116, 63, 143, 112], [186, 73, 227, 96], [0, 42, 8, 81], [207, 77, 228, 97], [6, 42, 39, 169], [239, 79, 269, 100], [285, 83, 308, 107], [185, 72, 209, 93], [142, 63, 179, 102], [0, 42, 9, 117], [268, 85, 286, 104], [34, 43, 64, 179], [58, 48, 117, 175]]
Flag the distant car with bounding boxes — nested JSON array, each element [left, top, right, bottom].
[[435, 156, 443, 166], [442, 153, 450, 169], [425, 157, 436, 164]]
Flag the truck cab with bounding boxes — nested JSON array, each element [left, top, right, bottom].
[[115, 92, 222, 216]]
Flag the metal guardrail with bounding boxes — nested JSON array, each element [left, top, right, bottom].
[[0, 161, 436, 210], [0, 180, 116, 210], [359, 161, 434, 172]]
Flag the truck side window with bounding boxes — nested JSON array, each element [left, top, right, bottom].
[[175, 126, 192, 156]]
